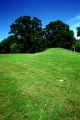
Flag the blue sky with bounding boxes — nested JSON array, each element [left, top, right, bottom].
[[0, 0, 80, 41]]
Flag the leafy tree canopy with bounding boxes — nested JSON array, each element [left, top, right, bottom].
[[1, 16, 79, 53], [9, 16, 43, 40], [8, 16, 43, 53], [44, 20, 74, 49], [76, 26, 80, 36]]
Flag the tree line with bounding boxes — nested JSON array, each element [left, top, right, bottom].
[[0, 15, 80, 53]]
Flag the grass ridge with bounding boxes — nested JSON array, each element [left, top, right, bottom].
[[0, 48, 80, 120]]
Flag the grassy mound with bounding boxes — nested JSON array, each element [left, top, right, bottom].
[[0, 48, 80, 120]]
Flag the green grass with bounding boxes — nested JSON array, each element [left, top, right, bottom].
[[0, 48, 80, 120]]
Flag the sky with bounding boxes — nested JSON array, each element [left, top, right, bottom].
[[0, 0, 80, 41]]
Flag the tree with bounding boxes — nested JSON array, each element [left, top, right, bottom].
[[9, 16, 31, 38], [76, 26, 80, 36], [75, 39, 80, 52], [0, 35, 19, 53], [0, 39, 10, 53], [0, 42, 4, 53], [1, 16, 76, 53], [9, 16, 43, 53], [44, 20, 74, 49], [10, 43, 22, 53]]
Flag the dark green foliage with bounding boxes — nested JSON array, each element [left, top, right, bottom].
[[0, 35, 18, 53], [0, 16, 76, 53], [9, 16, 44, 53], [76, 26, 80, 36], [9, 16, 31, 38], [0, 39, 10, 53], [10, 43, 22, 53], [75, 39, 80, 52], [44, 20, 74, 49]]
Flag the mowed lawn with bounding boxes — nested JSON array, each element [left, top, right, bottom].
[[0, 48, 80, 120]]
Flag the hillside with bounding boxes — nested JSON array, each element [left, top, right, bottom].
[[0, 48, 80, 120]]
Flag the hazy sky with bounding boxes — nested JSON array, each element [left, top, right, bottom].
[[0, 0, 80, 41]]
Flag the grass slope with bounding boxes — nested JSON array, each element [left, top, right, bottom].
[[0, 48, 80, 120]]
